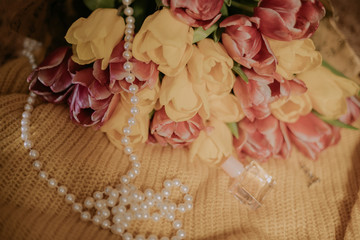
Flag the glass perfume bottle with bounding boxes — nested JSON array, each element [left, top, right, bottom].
[[221, 156, 275, 210]]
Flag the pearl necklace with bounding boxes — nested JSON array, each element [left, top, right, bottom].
[[20, 1, 193, 239]]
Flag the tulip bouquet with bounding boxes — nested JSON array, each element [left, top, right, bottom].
[[28, 0, 360, 166]]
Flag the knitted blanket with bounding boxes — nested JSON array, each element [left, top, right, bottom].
[[0, 19, 360, 240]]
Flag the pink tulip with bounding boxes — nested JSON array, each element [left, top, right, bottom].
[[220, 15, 276, 76], [339, 96, 360, 124], [27, 47, 82, 103], [234, 115, 291, 161], [254, 0, 325, 41], [150, 107, 204, 148], [286, 113, 340, 160], [109, 41, 158, 94], [233, 69, 307, 121], [162, 0, 223, 30], [68, 62, 118, 127]]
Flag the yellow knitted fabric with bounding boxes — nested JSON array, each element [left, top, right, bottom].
[[1, 21, 360, 240]]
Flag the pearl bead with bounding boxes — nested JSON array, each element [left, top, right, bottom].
[[126, 23, 135, 29], [126, 16, 135, 24], [121, 175, 130, 184], [124, 146, 133, 155], [172, 220, 182, 229], [21, 125, 29, 133], [132, 161, 141, 168], [119, 185, 130, 195], [184, 194, 193, 202], [177, 204, 186, 213], [123, 50, 132, 60], [129, 154, 137, 161], [129, 84, 138, 93], [132, 168, 140, 175], [104, 186, 113, 195], [176, 230, 186, 239], [112, 214, 123, 224], [101, 219, 111, 229], [21, 118, 30, 126], [154, 193, 163, 202], [29, 149, 39, 159], [72, 203, 83, 212], [140, 202, 148, 210], [168, 203, 176, 211], [172, 179, 181, 187], [80, 211, 91, 221], [27, 96, 35, 104], [162, 189, 171, 198], [101, 208, 111, 219], [124, 34, 133, 42], [148, 235, 158, 240], [124, 42, 132, 50], [24, 139, 33, 149], [120, 196, 129, 205], [122, 0, 132, 5], [57, 186, 68, 196], [125, 73, 135, 83], [123, 127, 131, 135], [130, 95, 139, 105], [123, 61, 133, 71], [163, 180, 172, 189], [152, 213, 160, 222], [166, 213, 175, 221], [65, 194, 76, 204], [48, 178, 58, 188], [130, 106, 139, 115], [84, 197, 95, 208], [127, 170, 136, 179], [135, 234, 145, 240], [111, 224, 124, 235], [93, 191, 103, 200], [92, 215, 102, 225], [38, 171, 48, 180], [186, 202, 193, 210], [125, 28, 134, 36], [171, 236, 180, 240], [180, 185, 189, 194], [24, 103, 33, 112], [107, 198, 117, 207], [32, 160, 42, 170], [124, 7, 134, 16], [95, 200, 106, 210], [123, 232, 133, 240], [29, 91, 37, 98], [110, 189, 119, 198], [21, 132, 29, 141], [144, 188, 154, 198], [22, 111, 31, 119]]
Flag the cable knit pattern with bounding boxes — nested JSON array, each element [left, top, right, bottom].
[[0, 19, 360, 240]]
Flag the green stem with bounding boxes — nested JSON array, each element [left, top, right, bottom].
[[231, 1, 255, 13]]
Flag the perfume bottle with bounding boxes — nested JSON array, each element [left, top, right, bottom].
[[221, 156, 275, 210]]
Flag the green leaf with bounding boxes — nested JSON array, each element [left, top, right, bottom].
[[192, 24, 218, 44], [220, 3, 229, 17], [224, 0, 232, 7], [232, 63, 249, 83], [83, 0, 115, 11], [226, 122, 239, 139], [213, 27, 223, 42], [312, 110, 358, 130], [149, 109, 155, 119], [155, 0, 164, 8], [322, 60, 348, 79]]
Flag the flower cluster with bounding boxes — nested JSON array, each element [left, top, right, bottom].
[[28, 0, 360, 165]]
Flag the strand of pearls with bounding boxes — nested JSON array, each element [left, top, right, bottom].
[[20, 1, 193, 239]]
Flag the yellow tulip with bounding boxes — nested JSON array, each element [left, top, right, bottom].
[[158, 67, 209, 122], [193, 39, 235, 95], [189, 118, 233, 165], [268, 38, 322, 80], [270, 93, 312, 123], [297, 66, 360, 119], [209, 93, 244, 123], [132, 8, 193, 76], [65, 9, 125, 70]]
